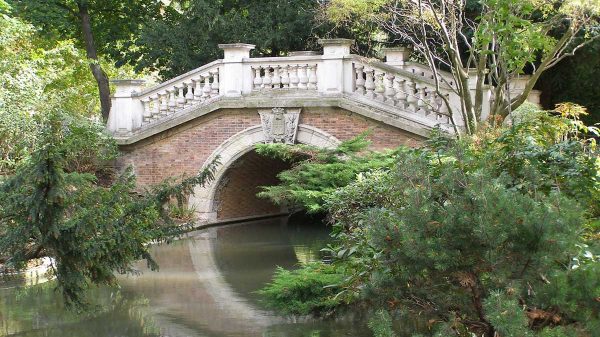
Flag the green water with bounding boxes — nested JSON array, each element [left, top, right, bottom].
[[0, 216, 385, 337]]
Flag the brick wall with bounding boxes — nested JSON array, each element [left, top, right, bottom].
[[118, 107, 424, 219], [214, 150, 290, 219]]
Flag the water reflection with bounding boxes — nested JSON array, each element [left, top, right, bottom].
[[0, 216, 373, 337]]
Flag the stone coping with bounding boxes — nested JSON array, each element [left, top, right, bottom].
[[113, 94, 442, 146]]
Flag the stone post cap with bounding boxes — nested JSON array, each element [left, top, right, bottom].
[[217, 43, 256, 50], [288, 51, 319, 56], [382, 46, 412, 66], [218, 43, 256, 61], [318, 38, 354, 57], [318, 38, 355, 46], [110, 79, 146, 97]]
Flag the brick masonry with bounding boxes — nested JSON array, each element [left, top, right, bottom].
[[118, 107, 424, 219], [214, 150, 291, 219]]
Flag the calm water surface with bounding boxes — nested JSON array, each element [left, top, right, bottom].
[[0, 216, 387, 337]]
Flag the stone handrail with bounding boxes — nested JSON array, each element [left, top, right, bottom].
[[107, 39, 479, 136], [138, 61, 222, 125], [345, 55, 454, 125]]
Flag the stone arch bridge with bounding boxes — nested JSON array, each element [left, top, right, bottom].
[[107, 39, 535, 223]]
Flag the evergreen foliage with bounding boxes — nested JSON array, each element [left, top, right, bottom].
[[257, 262, 344, 316], [255, 133, 398, 214], [368, 309, 396, 337], [258, 106, 600, 336], [0, 111, 218, 309]]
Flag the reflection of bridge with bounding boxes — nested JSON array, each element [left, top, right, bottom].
[[119, 219, 297, 337], [106, 39, 533, 222]]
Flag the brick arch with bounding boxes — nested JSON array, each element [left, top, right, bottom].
[[190, 125, 341, 222]]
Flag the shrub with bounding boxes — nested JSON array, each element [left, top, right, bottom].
[[257, 262, 344, 316]]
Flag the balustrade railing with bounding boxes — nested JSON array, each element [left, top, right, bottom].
[[136, 62, 222, 126], [251, 63, 319, 91], [347, 57, 452, 125], [108, 40, 475, 136]]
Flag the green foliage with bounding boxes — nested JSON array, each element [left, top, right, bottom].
[[259, 107, 600, 335], [256, 134, 398, 214], [257, 262, 344, 316], [368, 309, 396, 337], [0, 5, 141, 174], [127, 0, 321, 79], [484, 291, 533, 337], [127, 0, 378, 79], [0, 111, 217, 309], [7, 0, 160, 63]]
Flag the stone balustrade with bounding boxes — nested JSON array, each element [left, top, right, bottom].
[[347, 56, 452, 125], [138, 63, 221, 125], [108, 39, 493, 136], [251, 63, 319, 91]]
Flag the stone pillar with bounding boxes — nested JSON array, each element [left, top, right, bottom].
[[108, 79, 145, 134], [383, 47, 412, 67], [218, 43, 255, 97], [318, 38, 354, 94]]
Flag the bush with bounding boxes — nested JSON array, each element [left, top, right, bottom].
[[258, 106, 600, 336], [257, 262, 344, 316]]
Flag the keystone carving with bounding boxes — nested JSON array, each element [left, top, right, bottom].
[[258, 108, 301, 144]]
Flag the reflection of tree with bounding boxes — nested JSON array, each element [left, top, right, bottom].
[[0, 282, 160, 337]]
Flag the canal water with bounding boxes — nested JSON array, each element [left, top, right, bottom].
[[0, 216, 380, 337]]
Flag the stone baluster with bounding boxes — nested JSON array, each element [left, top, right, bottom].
[[417, 85, 428, 115], [307, 64, 318, 89], [154, 94, 161, 116], [384, 74, 395, 103], [355, 64, 365, 94], [393, 77, 406, 108], [262, 66, 272, 89], [289, 65, 299, 88], [436, 93, 450, 123], [202, 74, 211, 99], [280, 65, 290, 88], [176, 84, 186, 108], [364, 68, 375, 98], [210, 70, 219, 97], [185, 81, 195, 106], [159, 91, 168, 115], [167, 88, 177, 113], [194, 76, 203, 101], [141, 98, 152, 123], [374, 71, 385, 101], [271, 65, 281, 89], [253, 67, 263, 90], [405, 79, 417, 112], [297, 64, 308, 89]]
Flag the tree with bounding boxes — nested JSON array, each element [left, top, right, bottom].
[[0, 110, 218, 308], [128, 0, 358, 79], [322, 0, 600, 134], [8, 0, 162, 121], [0, 2, 139, 174]]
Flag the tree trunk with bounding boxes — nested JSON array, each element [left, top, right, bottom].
[[469, 275, 495, 337], [77, 2, 111, 122]]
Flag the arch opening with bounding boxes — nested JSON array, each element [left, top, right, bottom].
[[190, 124, 341, 222], [213, 149, 291, 220]]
